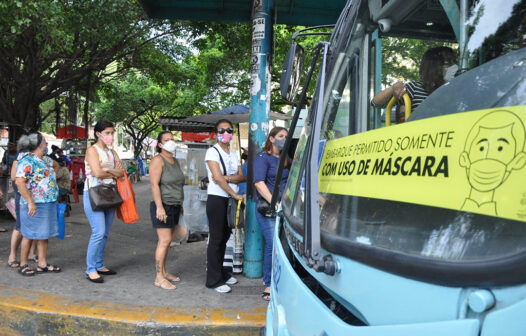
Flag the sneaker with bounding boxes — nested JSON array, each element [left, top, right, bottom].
[[213, 284, 232, 293], [225, 276, 238, 285]]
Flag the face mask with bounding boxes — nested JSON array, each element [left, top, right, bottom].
[[100, 134, 113, 146], [468, 159, 508, 192], [161, 140, 177, 153], [218, 133, 232, 144], [43, 147, 49, 155], [443, 64, 458, 82], [274, 138, 286, 151]]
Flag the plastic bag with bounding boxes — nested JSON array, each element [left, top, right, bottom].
[[6, 197, 16, 220], [56, 202, 67, 240], [116, 170, 139, 224]]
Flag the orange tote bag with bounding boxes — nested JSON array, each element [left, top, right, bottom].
[[116, 169, 139, 224]]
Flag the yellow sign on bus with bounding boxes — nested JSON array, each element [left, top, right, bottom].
[[319, 106, 526, 222]]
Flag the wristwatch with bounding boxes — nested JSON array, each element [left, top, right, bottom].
[[227, 176, 231, 183]]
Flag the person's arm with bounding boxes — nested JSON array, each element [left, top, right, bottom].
[[254, 181, 272, 203], [207, 160, 242, 200], [106, 150, 124, 178], [372, 81, 405, 107], [85, 147, 114, 178], [229, 165, 246, 183], [149, 156, 167, 222], [10, 160, 17, 181], [15, 177, 36, 216]]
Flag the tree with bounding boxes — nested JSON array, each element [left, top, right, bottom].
[[97, 73, 177, 158], [0, 0, 179, 141]]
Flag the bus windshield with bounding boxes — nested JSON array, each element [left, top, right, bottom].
[[283, 0, 526, 279]]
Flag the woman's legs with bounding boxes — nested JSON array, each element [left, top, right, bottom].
[[154, 228, 176, 289], [256, 211, 275, 290], [95, 208, 115, 271], [84, 191, 113, 277], [205, 195, 231, 288], [8, 229, 22, 265]]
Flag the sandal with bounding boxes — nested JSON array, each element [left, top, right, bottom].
[[165, 273, 180, 282], [8, 260, 20, 268], [36, 264, 61, 273], [154, 278, 176, 290], [18, 264, 35, 277], [262, 292, 271, 301], [29, 255, 38, 263], [0, 227, 7, 232]]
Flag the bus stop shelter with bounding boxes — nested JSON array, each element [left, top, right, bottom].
[[139, 0, 347, 278]]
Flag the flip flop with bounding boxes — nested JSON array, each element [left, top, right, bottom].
[[262, 292, 271, 301], [165, 273, 180, 282], [154, 278, 176, 290], [36, 264, 61, 273], [8, 260, 20, 268], [18, 264, 35, 277]]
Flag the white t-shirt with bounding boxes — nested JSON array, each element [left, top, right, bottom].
[[205, 144, 240, 197]]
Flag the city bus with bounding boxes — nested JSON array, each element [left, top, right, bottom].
[[263, 0, 526, 335]]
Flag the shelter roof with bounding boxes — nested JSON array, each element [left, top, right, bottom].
[[139, 0, 347, 26], [159, 117, 215, 132], [185, 105, 292, 124]]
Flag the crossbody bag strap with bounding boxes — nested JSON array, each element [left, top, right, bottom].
[[212, 146, 227, 176]]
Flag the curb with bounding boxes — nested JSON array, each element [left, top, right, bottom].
[[0, 285, 266, 335]]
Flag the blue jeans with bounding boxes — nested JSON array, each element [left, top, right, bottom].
[[83, 190, 115, 274], [256, 211, 275, 287]]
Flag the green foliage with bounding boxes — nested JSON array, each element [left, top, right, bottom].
[[97, 73, 175, 157], [382, 37, 457, 85]]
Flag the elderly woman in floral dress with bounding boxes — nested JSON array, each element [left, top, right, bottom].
[[15, 133, 61, 276]]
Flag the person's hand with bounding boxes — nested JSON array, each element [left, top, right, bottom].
[[232, 193, 243, 201], [392, 81, 406, 99], [156, 206, 167, 223], [28, 201, 37, 217]]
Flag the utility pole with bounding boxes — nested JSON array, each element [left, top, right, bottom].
[[244, 0, 273, 278]]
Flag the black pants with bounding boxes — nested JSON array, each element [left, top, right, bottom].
[[206, 195, 232, 288]]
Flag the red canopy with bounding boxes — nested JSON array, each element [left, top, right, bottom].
[[57, 126, 87, 139], [181, 132, 215, 142]]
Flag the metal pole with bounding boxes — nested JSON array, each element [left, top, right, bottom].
[[244, 0, 273, 278]]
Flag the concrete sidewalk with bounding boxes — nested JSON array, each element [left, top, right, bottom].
[[0, 177, 266, 335]]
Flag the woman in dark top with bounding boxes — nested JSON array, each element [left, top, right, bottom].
[[149, 131, 186, 290], [372, 46, 457, 112], [253, 126, 290, 301]]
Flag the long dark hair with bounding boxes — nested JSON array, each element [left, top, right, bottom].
[[262, 126, 290, 168], [156, 131, 172, 153], [94, 120, 114, 135], [419, 46, 454, 93]]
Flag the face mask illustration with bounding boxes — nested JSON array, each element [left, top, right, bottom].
[[218, 133, 233, 144], [468, 159, 508, 192], [161, 140, 177, 153], [443, 64, 458, 82]]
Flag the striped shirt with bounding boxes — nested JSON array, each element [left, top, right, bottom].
[[405, 81, 429, 110]]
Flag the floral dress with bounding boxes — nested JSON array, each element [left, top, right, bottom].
[[16, 153, 59, 204]]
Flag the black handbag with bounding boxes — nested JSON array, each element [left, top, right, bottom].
[[257, 197, 275, 217], [88, 183, 123, 211], [227, 198, 245, 229]]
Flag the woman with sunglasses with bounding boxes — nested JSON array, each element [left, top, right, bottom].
[[204, 119, 245, 293]]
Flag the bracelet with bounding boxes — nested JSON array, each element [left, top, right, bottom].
[[227, 177, 231, 183]]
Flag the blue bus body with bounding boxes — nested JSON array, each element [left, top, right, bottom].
[[265, 0, 526, 335]]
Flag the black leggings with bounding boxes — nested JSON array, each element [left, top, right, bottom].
[[205, 195, 232, 288]]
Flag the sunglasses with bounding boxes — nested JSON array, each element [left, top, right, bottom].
[[217, 128, 234, 134]]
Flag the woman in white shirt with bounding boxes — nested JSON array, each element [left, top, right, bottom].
[[204, 119, 245, 293]]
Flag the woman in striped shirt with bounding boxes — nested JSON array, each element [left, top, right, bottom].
[[372, 46, 457, 114]]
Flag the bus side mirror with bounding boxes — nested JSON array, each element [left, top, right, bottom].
[[280, 43, 304, 103]]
